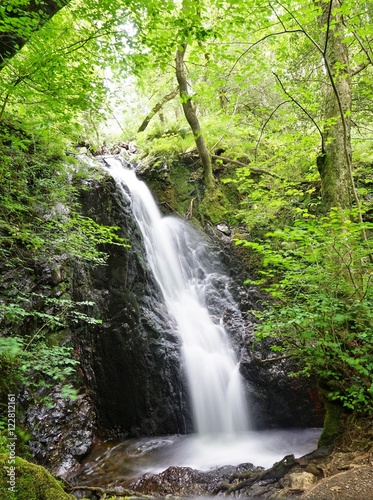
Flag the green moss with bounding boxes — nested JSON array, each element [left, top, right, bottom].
[[198, 187, 230, 224], [0, 454, 73, 500], [318, 399, 344, 447], [145, 159, 198, 216]]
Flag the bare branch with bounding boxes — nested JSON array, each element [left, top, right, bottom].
[[226, 29, 304, 81], [272, 72, 324, 146], [260, 354, 294, 364], [351, 61, 369, 76], [254, 100, 291, 161], [211, 154, 283, 179], [137, 88, 178, 132], [350, 29, 373, 71]]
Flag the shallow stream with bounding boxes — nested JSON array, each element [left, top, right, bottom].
[[72, 428, 321, 486]]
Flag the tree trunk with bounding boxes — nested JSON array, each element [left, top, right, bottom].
[[317, 0, 353, 211], [137, 88, 178, 132], [0, 0, 68, 69], [175, 44, 215, 190]]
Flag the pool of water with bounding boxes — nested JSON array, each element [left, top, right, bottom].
[[71, 428, 321, 486]]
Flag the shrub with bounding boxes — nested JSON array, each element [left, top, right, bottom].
[[237, 208, 373, 414]]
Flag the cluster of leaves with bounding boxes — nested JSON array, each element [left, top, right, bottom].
[[0, 121, 128, 432], [0, 121, 127, 262], [237, 209, 373, 414]]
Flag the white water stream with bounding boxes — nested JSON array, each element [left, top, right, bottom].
[[83, 157, 321, 484], [104, 157, 249, 435]]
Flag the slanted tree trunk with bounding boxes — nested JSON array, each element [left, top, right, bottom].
[[317, 0, 353, 211], [175, 43, 215, 190], [137, 88, 178, 132], [0, 0, 68, 69]]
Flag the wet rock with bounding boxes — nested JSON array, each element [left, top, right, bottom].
[[129, 464, 258, 496], [216, 223, 231, 236], [25, 389, 95, 478], [74, 173, 191, 437]]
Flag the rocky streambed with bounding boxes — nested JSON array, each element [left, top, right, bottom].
[[65, 437, 373, 500]]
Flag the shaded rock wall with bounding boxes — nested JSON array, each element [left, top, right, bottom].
[[140, 160, 324, 430], [74, 172, 191, 437], [205, 225, 324, 429]]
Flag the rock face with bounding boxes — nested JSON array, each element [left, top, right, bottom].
[[72, 162, 322, 439], [202, 225, 323, 430], [73, 172, 191, 437], [25, 389, 94, 478]]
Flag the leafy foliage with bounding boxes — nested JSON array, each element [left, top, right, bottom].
[[0, 121, 128, 423], [237, 209, 373, 414]]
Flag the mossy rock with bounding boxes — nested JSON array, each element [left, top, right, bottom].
[[144, 159, 197, 216], [0, 454, 73, 500], [198, 187, 230, 224], [318, 401, 345, 447], [317, 381, 346, 448]]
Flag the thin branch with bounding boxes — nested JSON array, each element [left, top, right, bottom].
[[211, 154, 283, 179], [351, 62, 369, 76], [137, 88, 178, 132], [274, 0, 323, 53], [260, 354, 294, 364], [0, 75, 27, 120], [323, 0, 334, 57], [226, 30, 304, 81], [210, 97, 240, 151], [272, 72, 324, 146], [269, 1, 287, 31], [254, 100, 291, 161], [350, 29, 373, 69]]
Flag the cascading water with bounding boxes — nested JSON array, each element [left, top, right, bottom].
[[71, 157, 321, 486], [104, 156, 249, 435]]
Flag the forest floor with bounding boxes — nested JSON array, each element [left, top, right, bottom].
[[288, 443, 373, 500], [270, 417, 373, 500], [209, 441, 373, 499]]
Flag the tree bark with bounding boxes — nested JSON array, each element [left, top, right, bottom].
[[0, 0, 68, 69], [175, 44, 215, 190], [317, 0, 353, 211], [137, 88, 178, 132]]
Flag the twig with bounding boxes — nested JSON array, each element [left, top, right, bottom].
[[260, 354, 294, 364], [212, 154, 283, 179], [254, 100, 290, 161], [272, 72, 324, 148], [226, 30, 303, 81]]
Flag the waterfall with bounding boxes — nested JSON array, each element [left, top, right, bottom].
[[104, 157, 249, 435]]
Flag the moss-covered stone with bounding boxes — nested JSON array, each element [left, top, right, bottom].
[[198, 187, 230, 224], [142, 159, 198, 216], [318, 399, 345, 447], [0, 454, 73, 500]]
